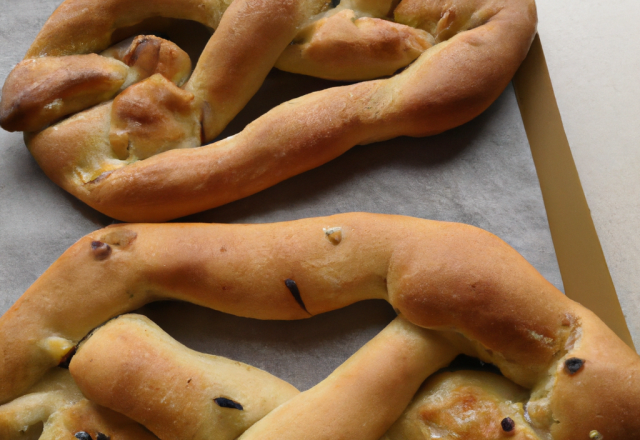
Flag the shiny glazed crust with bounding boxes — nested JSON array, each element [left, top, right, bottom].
[[0, 213, 638, 439], [0, 0, 537, 221]]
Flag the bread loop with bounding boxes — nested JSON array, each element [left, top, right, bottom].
[[0, 213, 638, 439], [0, 0, 537, 221]]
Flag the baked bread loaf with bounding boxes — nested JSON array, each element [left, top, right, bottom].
[[0, 213, 638, 439], [0, 0, 537, 221]]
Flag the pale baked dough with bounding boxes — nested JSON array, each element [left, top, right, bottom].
[[235, 316, 458, 440], [0, 0, 537, 221], [0, 213, 638, 439], [2, 314, 299, 440], [71, 314, 456, 440], [7, 313, 541, 440], [382, 371, 542, 440], [70, 314, 300, 440], [0, 369, 159, 440]]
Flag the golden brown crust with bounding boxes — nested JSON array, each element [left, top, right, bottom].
[[0, 0, 536, 221], [24, 0, 228, 57], [275, 9, 434, 80], [0, 213, 638, 439], [0, 36, 192, 133], [102, 35, 192, 86], [110, 74, 202, 161]]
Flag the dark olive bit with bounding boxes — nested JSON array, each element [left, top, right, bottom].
[[91, 241, 112, 260], [501, 417, 515, 432], [96, 433, 110, 440], [284, 278, 308, 312], [564, 357, 585, 375], [75, 432, 93, 440], [214, 397, 244, 410]]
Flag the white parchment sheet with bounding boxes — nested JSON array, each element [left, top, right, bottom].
[[0, 1, 562, 390]]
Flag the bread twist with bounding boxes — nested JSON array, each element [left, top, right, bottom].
[[0, 0, 537, 221], [0, 213, 638, 439]]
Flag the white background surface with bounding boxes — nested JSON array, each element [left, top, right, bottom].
[[536, 1, 640, 345]]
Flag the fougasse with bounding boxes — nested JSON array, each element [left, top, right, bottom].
[[0, 0, 537, 221]]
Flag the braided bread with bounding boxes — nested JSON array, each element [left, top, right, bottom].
[[0, 213, 638, 439], [0, 0, 537, 221]]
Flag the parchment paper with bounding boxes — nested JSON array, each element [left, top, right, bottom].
[[0, 1, 562, 391]]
